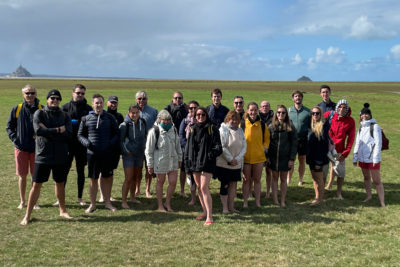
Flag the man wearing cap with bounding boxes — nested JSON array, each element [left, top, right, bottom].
[[61, 84, 92, 206], [135, 90, 158, 198], [78, 94, 119, 213], [20, 89, 72, 225], [97, 96, 123, 202], [324, 99, 355, 199], [288, 90, 311, 186], [7, 84, 43, 210]]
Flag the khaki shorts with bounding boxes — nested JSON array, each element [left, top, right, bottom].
[[333, 158, 346, 178]]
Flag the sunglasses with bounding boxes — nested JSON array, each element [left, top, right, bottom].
[[174, 97, 182, 100], [74, 92, 85, 95], [196, 113, 206, 117], [311, 112, 321, 116], [234, 101, 243, 105], [261, 105, 269, 108], [50, 96, 61, 101], [137, 97, 147, 101], [276, 111, 286, 115], [24, 92, 36, 96], [189, 106, 197, 110]]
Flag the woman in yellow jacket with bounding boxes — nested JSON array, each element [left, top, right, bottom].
[[242, 102, 270, 208]]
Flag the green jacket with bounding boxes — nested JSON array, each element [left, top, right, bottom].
[[288, 105, 311, 140]]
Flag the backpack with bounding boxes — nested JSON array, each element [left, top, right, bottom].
[[153, 124, 178, 150], [240, 119, 266, 143], [358, 123, 389, 151], [16, 103, 43, 118]]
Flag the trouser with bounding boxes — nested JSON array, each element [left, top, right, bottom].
[[65, 141, 87, 198]]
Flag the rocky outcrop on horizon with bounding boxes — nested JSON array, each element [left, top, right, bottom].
[[6, 65, 32, 77], [297, 75, 312, 82]]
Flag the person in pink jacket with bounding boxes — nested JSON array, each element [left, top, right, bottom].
[[324, 99, 355, 200]]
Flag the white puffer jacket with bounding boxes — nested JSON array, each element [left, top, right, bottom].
[[353, 119, 382, 164], [216, 122, 247, 169], [145, 123, 182, 174]]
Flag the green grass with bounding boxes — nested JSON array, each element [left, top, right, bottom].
[[1, 79, 400, 266]]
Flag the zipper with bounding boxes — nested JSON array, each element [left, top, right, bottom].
[[276, 130, 281, 170]]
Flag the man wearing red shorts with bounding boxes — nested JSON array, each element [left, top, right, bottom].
[[6, 84, 43, 209]]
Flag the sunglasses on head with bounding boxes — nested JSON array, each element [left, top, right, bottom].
[[311, 112, 321, 116], [50, 96, 60, 101], [74, 92, 85, 95], [24, 92, 36, 96]]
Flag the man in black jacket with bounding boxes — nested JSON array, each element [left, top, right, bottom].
[[61, 84, 92, 206], [6, 84, 43, 210], [20, 89, 72, 226], [78, 94, 119, 213]]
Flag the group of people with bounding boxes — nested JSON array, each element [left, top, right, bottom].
[[7, 84, 386, 226]]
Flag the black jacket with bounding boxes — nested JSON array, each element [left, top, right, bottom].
[[165, 102, 188, 130], [33, 106, 72, 164], [6, 98, 43, 153], [306, 121, 330, 166], [62, 99, 92, 138], [259, 110, 274, 126], [184, 122, 222, 174], [268, 123, 298, 171], [78, 111, 119, 155]]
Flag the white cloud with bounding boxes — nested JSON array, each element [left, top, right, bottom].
[[86, 44, 127, 60], [349, 16, 396, 40], [292, 53, 302, 65], [313, 46, 346, 64], [390, 45, 400, 60]]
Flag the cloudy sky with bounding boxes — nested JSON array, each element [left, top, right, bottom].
[[1, 0, 400, 81]]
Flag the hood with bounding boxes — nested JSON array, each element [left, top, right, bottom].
[[361, 118, 377, 127]]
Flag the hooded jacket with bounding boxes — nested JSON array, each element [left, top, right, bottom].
[[216, 122, 246, 169], [242, 116, 270, 164], [324, 106, 355, 158], [33, 106, 72, 164], [62, 98, 92, 138], [120, 115, 147, 158], [78, 110, 119, 155], [6, 98, 43, 153], [184, 121, 222, 174], [145, 123, 182, 173], [268, 122, 298, 171], [164, 102, 188, 131], [353, 118, 381, 164]]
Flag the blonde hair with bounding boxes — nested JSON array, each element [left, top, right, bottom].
[[311, 106, 325, 140]]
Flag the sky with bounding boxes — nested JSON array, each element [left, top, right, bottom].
[[1, 0, 400, 81]]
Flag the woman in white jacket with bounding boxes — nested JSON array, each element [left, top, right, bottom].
[[145, 110, 182, 212], [353, 103, 385, 207], [215, 111, 247, 213]]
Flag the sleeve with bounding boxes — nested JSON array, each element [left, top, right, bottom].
[[61, 113, 72, 141], [77, 116, 91, 149], [179, 119, 187, 152], [372, 124, 382, 163], [144, 128, 156, 169], [175, 129, 183, 161], [184, 129, 193, 172], [352, 127, 361, 163], [220, 127, 234, 162], [33, 110, 58, 137], [109, 115, 119, 146], [210, 126, 223, 159], [263, 123, 270, 150], [236, 128, 247, 161], [6, 106, 18, 145], [289, 128, 298, 161], [119, 123, 128, 154], [342, 119, 356, 158]]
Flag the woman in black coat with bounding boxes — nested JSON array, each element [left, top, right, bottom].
[[306, 106, 330, 205], [184, 107, 222, 226], [268, 105, 297, 207]]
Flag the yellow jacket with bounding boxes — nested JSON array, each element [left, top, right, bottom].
[[242, 117, 270, 164]]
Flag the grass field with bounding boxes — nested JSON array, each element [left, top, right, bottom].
[[1, 79, 400, 266]]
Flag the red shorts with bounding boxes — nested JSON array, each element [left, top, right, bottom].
[[14, 148, 35, 176], [358, 162, 380, 170]]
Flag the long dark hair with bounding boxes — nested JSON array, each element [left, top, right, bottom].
[[194, 106, 210, 123], [272, 105, 292, 132]]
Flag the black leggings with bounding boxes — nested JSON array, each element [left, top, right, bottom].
[[219, 179, 230, 195], [65, 143, 87, 198]]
